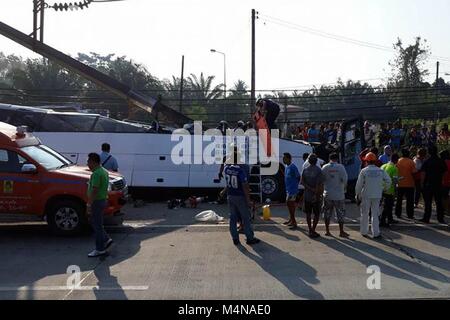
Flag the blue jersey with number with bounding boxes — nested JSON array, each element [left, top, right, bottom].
[[224, 164, 248, 196], [285, 163, 300, 196]]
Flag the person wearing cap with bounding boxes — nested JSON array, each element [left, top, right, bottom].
[[301, 154, 325, 238], [379, 145, 392, 165], [359, 147, 382, 169], [217, 120, 230, 136], [355, 152, 391, 239], [234, 120, 246, 132]]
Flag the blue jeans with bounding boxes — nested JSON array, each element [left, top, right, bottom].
[[227, 195, 255, 241], [91, 200, 110, 251]]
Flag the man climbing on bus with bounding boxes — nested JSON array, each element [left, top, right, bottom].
[[255, 98, 280, 130]]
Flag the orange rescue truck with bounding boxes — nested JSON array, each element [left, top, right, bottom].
[[0, 122, 127, 235]]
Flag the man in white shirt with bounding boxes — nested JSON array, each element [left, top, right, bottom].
[[355, 152, 391, 239]]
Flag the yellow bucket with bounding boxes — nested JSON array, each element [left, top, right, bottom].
[[262, 205, 271, 221]]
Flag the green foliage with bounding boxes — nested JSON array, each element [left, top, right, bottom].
[[0, 37, 449, 126]]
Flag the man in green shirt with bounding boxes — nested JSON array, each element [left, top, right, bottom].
[[87, 153, 113, 257], [380, 153, 400, 227]]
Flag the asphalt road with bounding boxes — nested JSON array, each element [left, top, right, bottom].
[[0, 202, 449, 300]]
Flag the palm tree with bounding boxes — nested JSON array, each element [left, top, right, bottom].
[[229, 79, 249, 97], [186, 72, 223, 103]]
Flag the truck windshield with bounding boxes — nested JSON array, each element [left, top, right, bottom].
[[20, 145, 68, 171]]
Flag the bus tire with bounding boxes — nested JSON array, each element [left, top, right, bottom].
[[261, 172, 285, 202]]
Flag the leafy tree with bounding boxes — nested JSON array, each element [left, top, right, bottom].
[[387, 37, 433, 119], [388, 37, 430, 87]]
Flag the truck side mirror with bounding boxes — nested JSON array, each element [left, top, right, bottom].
[[21, 163, 37, 174]]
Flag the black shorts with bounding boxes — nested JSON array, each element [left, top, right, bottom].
[[304, 201, 320, 215]]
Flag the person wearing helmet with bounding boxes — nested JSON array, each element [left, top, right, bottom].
[[217, 120, 230, 136], [255, 98, 280, 130], [355, 152, 391, 239], [183, 123, 195, 134], [235, 120, 246, 131]]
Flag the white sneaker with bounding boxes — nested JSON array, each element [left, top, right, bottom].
[[104, 239, 114, 250], [88, 249, 106, 258]]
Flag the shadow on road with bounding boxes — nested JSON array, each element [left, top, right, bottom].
[[319, 236, 447, 290], [238, 241, 323, 299]]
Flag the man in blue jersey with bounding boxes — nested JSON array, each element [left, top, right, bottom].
[[283, 153, 301, 230], [390, 122, 402, 151], [224, 146, 260, 246]]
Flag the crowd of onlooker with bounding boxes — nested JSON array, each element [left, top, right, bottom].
[[285, 120, 449, 149], [284, 119, 450, 224], [286, 122, 342, 144]]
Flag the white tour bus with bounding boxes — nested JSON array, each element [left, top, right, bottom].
[[0, 104, 314, 201]]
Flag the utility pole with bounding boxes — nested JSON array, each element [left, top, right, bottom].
[[250, 9, 256, 117], [435, 61, 439, 123], [179, 55, 184, 113], [32, 0, 45, 42], [284, 97, 289, 138], [39, 0, 45, 42], [436, 61, 440, 84]]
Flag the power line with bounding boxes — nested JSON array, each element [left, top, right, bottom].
[[258, 12, 450, 63]]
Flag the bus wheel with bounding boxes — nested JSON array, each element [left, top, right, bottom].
[[47, 199, 86, 236], [261, 172, 284, 202]]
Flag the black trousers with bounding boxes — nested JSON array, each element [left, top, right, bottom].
[[423, 186, 444, 222], [414, 180, 423, 205], [395, 187, 415, 218], [381, 194, 395, 223]]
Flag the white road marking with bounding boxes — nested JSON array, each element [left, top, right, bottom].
[[117, 222, 447, 228], [0, 286, 148, 292]]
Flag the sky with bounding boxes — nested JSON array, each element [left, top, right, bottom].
[[1, 0, 450, 92]]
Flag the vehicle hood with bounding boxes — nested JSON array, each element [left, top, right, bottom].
[[53, 165, 123, 181]]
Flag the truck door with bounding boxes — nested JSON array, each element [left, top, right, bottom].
[[0, 149, 37, 214]]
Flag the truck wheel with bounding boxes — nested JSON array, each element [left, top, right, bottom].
[[47, 200, 86, 236], [261, 172, 285, 202]]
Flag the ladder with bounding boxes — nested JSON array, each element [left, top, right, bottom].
[[248, 110, 273, 209], [247, 140, 263, 219]]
